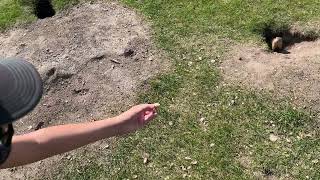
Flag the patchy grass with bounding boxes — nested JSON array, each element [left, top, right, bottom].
[[0, 0, 79, 30], [56, 0, 320, 179], [1, 0, 320, 179], [0, 0, 34, 30]]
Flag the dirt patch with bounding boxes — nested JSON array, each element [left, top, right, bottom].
[[0, 1, 168, 179], [221, 39, 320, 113], [260, 26, 318, 53]]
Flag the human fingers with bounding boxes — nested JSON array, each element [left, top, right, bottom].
[[136, 103, 160, 113], [144, 111, 158, 123]]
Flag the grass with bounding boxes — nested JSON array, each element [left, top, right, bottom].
[[1, 0, 320, 179], [57, 0, 320, 179], [0, 0, 78, 30]]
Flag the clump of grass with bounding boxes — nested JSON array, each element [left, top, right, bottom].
[[0, 0, 80, 30]]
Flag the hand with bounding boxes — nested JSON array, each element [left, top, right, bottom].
[[113, 103, 160, 135]]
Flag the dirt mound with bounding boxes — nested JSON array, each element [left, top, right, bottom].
[[0, 1, 168, 179], [221, 39, 320, 112]]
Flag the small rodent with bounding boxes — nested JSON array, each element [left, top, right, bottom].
[[271, 37, 283, 52]]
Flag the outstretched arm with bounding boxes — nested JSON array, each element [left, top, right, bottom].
[[0, 104, 159, 169]]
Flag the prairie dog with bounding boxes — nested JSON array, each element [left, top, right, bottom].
[[271, 37, 283, 52]]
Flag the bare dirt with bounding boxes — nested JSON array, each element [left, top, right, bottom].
[[0, 1, 168, 179], [221, 39, 320, 113]]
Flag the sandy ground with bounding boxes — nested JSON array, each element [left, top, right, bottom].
[[0, 1, 168, 179], [221, 39, 320, 113]]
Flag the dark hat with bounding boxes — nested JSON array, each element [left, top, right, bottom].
[[0, 58, 43, 125]]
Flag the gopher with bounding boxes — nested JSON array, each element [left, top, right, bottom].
[[271, 37, 283, 52]]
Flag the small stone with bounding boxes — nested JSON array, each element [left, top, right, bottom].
[[148, 57, 154, 61], [143, 153, 149, 164], [35, 121, 45, 131], [269, 134, 279, 142], [198, 57, 202, 61], [191, 160, 198, 165], [104, 144, 110, 149], [66, 155, 72, 160], [188, 61, 193, 66], [132, 175, 138, 179], [312, 159, 318, 164], [184, 157, 192, 160], [199, 117, 205, 123], [238, 57, 243, 61], [209, 143, 215, 147], [9, 167, 17, 172], [123, 48, 134, 57], [27, 125, 33, 130], [168, 121, 173, 126], [230, 100, 236, 106], [187, 166, 191, 170], [183, 174, 187, 178], [181, 165, 186, 171], [143, 157, 148, 164]]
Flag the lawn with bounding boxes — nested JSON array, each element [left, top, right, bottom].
[[1, 0, 320, 179]]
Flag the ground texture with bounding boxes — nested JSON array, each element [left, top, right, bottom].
[[0, 1, 167, 179], [222, 39, 320, 113]]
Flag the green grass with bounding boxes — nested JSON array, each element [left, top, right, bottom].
[[57, 1, 320, 179], [0, 0, 78, 30], [1, 0, 320, 179]]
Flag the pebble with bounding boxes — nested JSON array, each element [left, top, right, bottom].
[[143, 153, 149, 164], [181, 166, 186, 171], [191, 160, 198, 165], [269, 134, 279, 142], [123, 48, 134, 57], [35, 121, 45, 131], [132, 175, 138, 179]]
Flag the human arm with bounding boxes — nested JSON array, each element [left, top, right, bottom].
[[0, 103, 159, 169]]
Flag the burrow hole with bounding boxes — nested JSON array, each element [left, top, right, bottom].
[[34, 0, 56, 19], [261, 26, 318, 53]]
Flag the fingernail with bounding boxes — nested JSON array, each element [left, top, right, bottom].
[[154, 103, 160, 107]]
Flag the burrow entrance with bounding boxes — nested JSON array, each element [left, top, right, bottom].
[[261, 26, 318, 53], [34, 0, 56, 19]]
